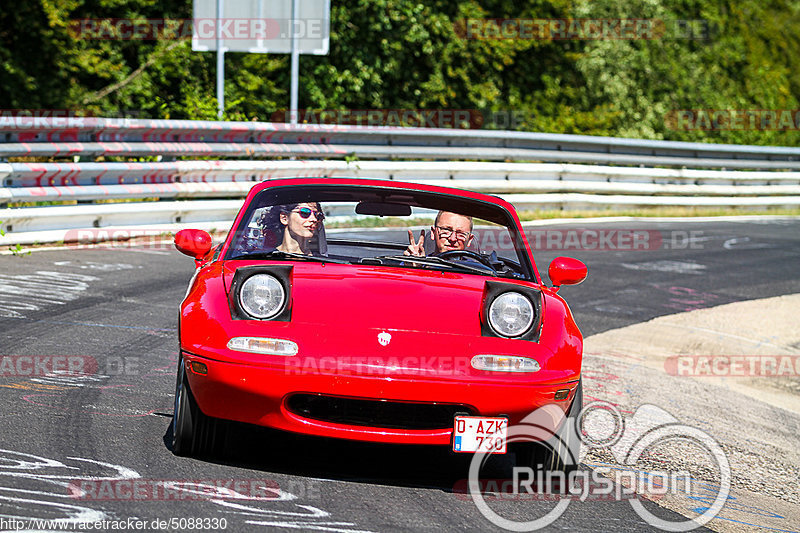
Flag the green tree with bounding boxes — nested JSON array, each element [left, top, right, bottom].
[[1, 0, 798, 145]]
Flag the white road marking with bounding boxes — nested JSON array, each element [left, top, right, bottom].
[[110, 247, 170, 255], [621, 260, 707, 275], [0, 449, 373, 530], [722, 237, 774, 250], [0, 450, 138, 524], [0, 271, 99, 318], [31, 372, 110, 388], [53, 261, 137, 271], [245, 520, 377, 532]]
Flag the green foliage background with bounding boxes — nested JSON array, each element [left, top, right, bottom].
[[1, 0, 799, 145]]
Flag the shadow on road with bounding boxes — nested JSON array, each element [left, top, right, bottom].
[[162, 419, 518, 493]]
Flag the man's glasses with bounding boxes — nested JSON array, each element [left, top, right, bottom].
[[435, 226, 470, 241], [293, 207, 325, 221]]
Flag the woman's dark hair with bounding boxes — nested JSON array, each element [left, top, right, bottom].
[[257, 203, 299, 230], [258, 202, 323, 228]]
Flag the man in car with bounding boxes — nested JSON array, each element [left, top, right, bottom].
[[404, 211, 474, 257]]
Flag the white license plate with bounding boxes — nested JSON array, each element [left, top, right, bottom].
[[452, 416, 507, 454]]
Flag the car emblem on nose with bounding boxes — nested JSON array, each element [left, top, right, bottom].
[[378, 332, 392, 346]]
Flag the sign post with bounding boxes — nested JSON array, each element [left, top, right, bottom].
[[215, 0, 225, 118], [290, 0, 299, 124], [193, 0, 331, 121]]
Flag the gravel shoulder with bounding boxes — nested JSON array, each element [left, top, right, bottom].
[[584, 293, 800, 415], [581, 294, 800, 532]]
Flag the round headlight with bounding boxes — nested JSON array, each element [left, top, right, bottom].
[[239, 274, 285, 319], [488, 292, 535, 337]]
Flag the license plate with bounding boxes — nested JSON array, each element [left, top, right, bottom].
[[452, 416, 507, 454]]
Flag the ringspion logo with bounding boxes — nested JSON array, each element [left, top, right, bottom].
[[467, 402, 730, 531]]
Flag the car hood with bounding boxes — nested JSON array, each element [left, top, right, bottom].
[[191, 261, 578, 382], [225, 261, 493, 334]]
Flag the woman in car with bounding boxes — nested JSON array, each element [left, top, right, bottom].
[[266, 202, 325, 255]]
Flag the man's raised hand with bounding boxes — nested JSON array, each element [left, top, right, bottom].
[[404, 229, 426, 256]]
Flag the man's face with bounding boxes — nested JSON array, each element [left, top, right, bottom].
[[432, 212, 473, 253]]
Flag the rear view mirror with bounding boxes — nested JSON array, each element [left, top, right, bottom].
[[355, 201, 412, 217], [175, 229, 213, 260], [548, 256, 587, 291]]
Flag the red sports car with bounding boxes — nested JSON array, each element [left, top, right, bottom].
[[172, 178, 587, 471]]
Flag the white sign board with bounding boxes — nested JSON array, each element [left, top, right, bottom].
[[193, 0, 330, 54]]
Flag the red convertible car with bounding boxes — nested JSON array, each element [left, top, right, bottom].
[[172, 178, 586, 472]]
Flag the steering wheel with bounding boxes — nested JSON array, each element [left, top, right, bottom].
[[437, 250, 498, 273]]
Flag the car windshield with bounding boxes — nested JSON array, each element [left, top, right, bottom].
[[224, 184, 535, 280]]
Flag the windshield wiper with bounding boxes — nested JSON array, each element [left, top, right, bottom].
[[228, 250, 350, 264], [378, 255, 496, 276]]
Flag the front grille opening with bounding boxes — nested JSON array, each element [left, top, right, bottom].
[[286, 394, 477, 430]]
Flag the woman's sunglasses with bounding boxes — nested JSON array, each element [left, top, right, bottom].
[[293, 207, 325, 221]]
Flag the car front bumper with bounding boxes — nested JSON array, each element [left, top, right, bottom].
[[182, 351, 579, 446]]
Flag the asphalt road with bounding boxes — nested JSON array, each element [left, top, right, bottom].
[[0, 218, 798, 532]]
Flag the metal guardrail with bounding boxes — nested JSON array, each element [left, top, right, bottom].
[[2, 119, 800, 246], [3, 117, 800, 168], [2, 161, 800, 203]]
